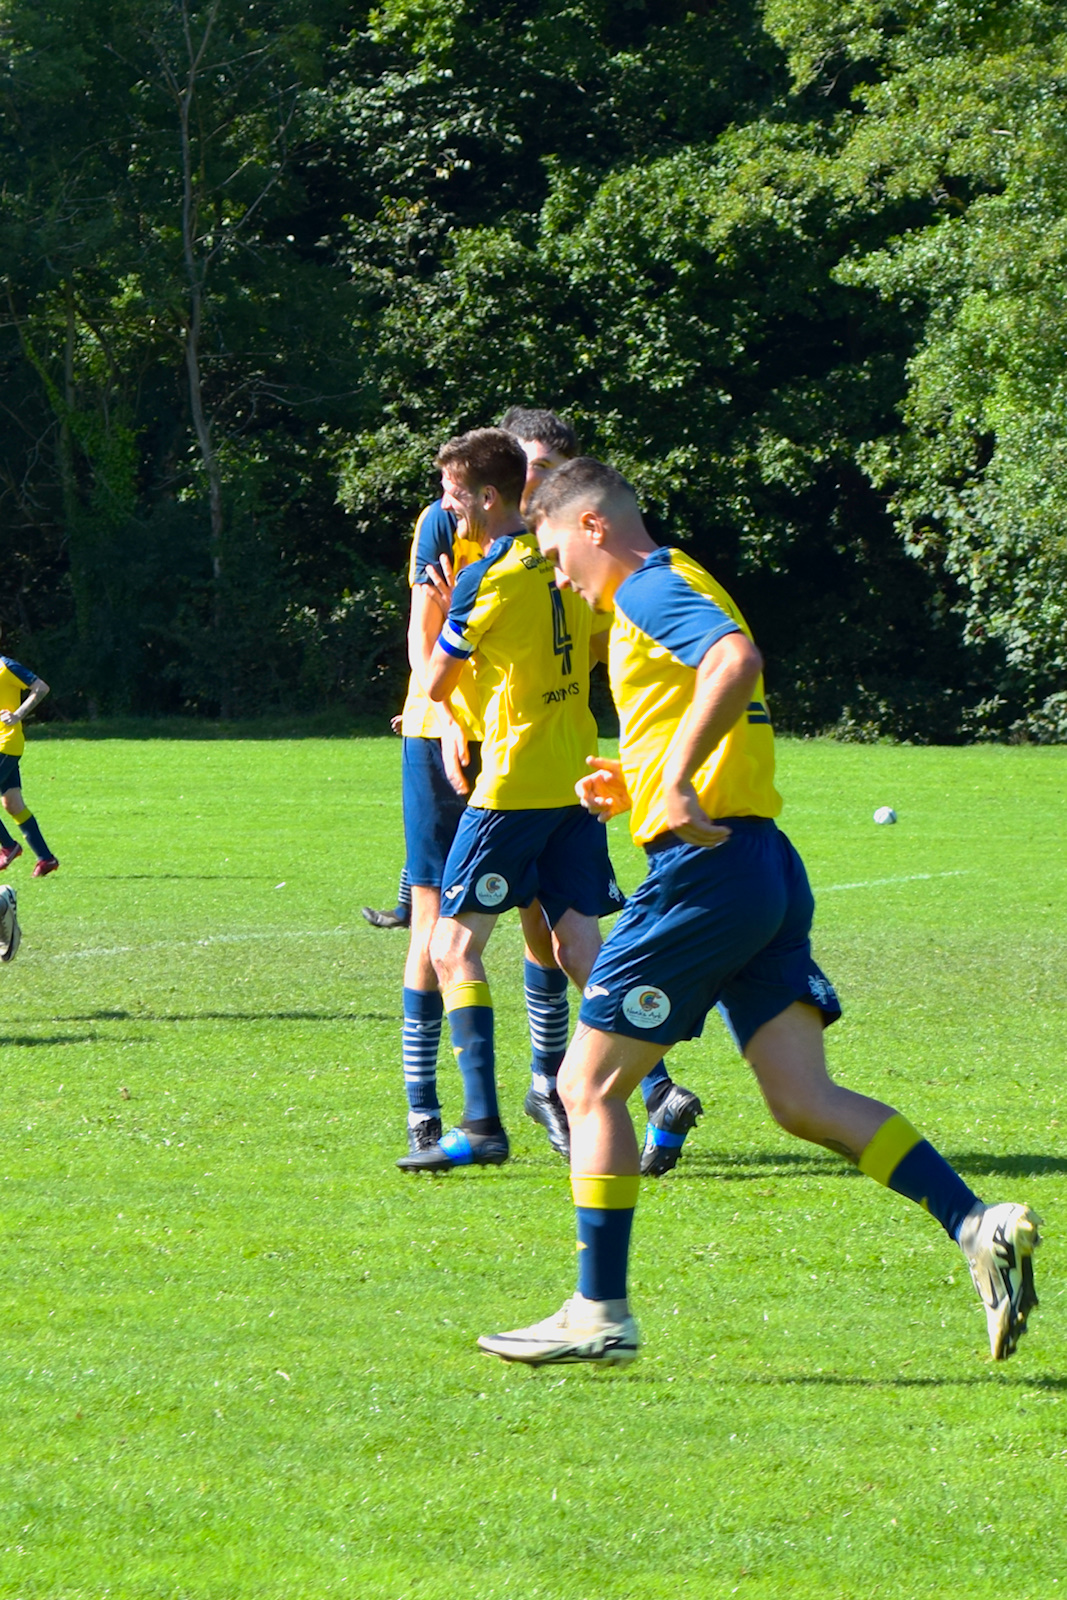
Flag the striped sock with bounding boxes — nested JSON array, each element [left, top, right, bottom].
[[444, 980, 499, 1128], [859, 1113, 980, 1241], [396, 864, 412, 919], [573, 1173, 640, 1301], [524, 958, 569, 1093], [401, 987, 442, 1120]]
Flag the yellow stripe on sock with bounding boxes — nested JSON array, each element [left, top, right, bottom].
[[858, 1113, 923, 1188], [11, 808, 31, 826], [443, 980, 492, 1013], [571, 1173, 641, 1211]]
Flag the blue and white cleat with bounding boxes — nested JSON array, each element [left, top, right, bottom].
[[478, 1294, 639, 1367], [959, 1201, 1041, 1360], [640, 1084, 703, 1176], [0, 884, 20, 963], [396, 1124, 509, 1173]]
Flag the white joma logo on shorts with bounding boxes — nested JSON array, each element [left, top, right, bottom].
[[583, 983, 610, 1000]]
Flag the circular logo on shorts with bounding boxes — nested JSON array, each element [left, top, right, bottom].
[[475, 872, 509, 908], [622, 984, 671, 1029]]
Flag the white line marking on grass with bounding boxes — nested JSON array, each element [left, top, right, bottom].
[[815, 870, 969, 894], [45, 928, 358, 963]]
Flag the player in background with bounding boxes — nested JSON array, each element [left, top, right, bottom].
[[0, 648, 59, 877], [391, 456, 592, 1170], [362, 865, 412, 929], [477, 458, 1040, 1366], [392, 497, 487, 1166], [401, 427, 623, 1171], [499, 407, 703, 1175]]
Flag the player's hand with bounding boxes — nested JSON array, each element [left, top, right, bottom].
[[440, 720, 471, 796], [576, 756, 631, 822], [664, 779, 731, 849], [390, 714, 403, 735], [424, 551, 456, 616], [0, 710, 17, 726]]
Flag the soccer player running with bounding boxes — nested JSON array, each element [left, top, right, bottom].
[[0, 649, 59, 877], [477, 458, 1041, 1366]]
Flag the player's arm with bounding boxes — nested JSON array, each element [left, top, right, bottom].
[[426, 641, 466, 704], [0, 675, 49, 727], [408, 582, 470, 795], [662, 632, 763, 847]]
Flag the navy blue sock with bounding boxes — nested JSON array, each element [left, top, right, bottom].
[[859, 1113, 980, 1241], [573, 1174, 639, 1301], [14, 809, 52, 861], [444, 980, 499, 1127], [640, 1060, 670, 1112]]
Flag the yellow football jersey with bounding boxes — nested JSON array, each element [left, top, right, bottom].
[[438, 531, 599, 809], [609, 548, 781, 844], [400, 502, 484, 739], [0, 657, 36, 757]]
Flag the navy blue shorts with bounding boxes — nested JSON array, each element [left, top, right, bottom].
[[0, 755, 21, 794], [438, 804, 625, 928], [578, 818, 840, 1052], [401, 736, 482, 889]]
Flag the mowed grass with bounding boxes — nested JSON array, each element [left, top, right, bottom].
[[1, 735, 1065, 1599]]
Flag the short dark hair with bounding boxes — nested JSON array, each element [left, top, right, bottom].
[[498, 407, 578, 458], [525, 456, 636, 526], [435, 427, 528, 508]]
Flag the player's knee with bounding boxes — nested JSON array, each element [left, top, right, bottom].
[[0, 789, 21, 814]]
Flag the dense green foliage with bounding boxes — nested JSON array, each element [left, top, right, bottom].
[[2, 735, 1066, 1595], [2, 2, 1066, 736]]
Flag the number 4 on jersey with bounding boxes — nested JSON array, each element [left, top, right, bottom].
[[550, 585, 573, 676]]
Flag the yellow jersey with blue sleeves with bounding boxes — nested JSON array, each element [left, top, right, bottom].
[[400, 501, 484, 739], [438, 531, 598, 810], [610, 548, 781, 844], [0, 657, 37, 757]]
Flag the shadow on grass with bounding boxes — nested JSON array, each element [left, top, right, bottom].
[[679, 1149, 1067, 1181], [59, 1009, 393, 1025], [732, 1372, 1067, 1390], [0, 1033, 99, 1047]]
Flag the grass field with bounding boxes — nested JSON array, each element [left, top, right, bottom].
[[1, 734, 1065, 1599]]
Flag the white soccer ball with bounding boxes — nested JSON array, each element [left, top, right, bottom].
[[873, 806, 897, 825]]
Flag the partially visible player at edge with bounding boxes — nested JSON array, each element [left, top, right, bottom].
[[477, 457, 1040, 1367], [0, 646, 59, 877]]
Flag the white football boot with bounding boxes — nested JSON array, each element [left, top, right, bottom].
[[478, 1293, 640, 1367], [959, 1201, 1041, 1360], [0, 885, 20, 963]]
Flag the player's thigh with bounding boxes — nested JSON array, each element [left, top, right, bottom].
[[550, 909, 602, 990], [578, 824, 789, 1052], [534, 806, 624, 927], [438, 806, 548, 919], [519, 899, 556, 967], [558, 1022, 664, 1115], [717, 827, 840, 1055]]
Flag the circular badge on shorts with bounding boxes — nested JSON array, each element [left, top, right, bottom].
[[622, 984, 671, 1029], [475, 872, 509, 908]]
